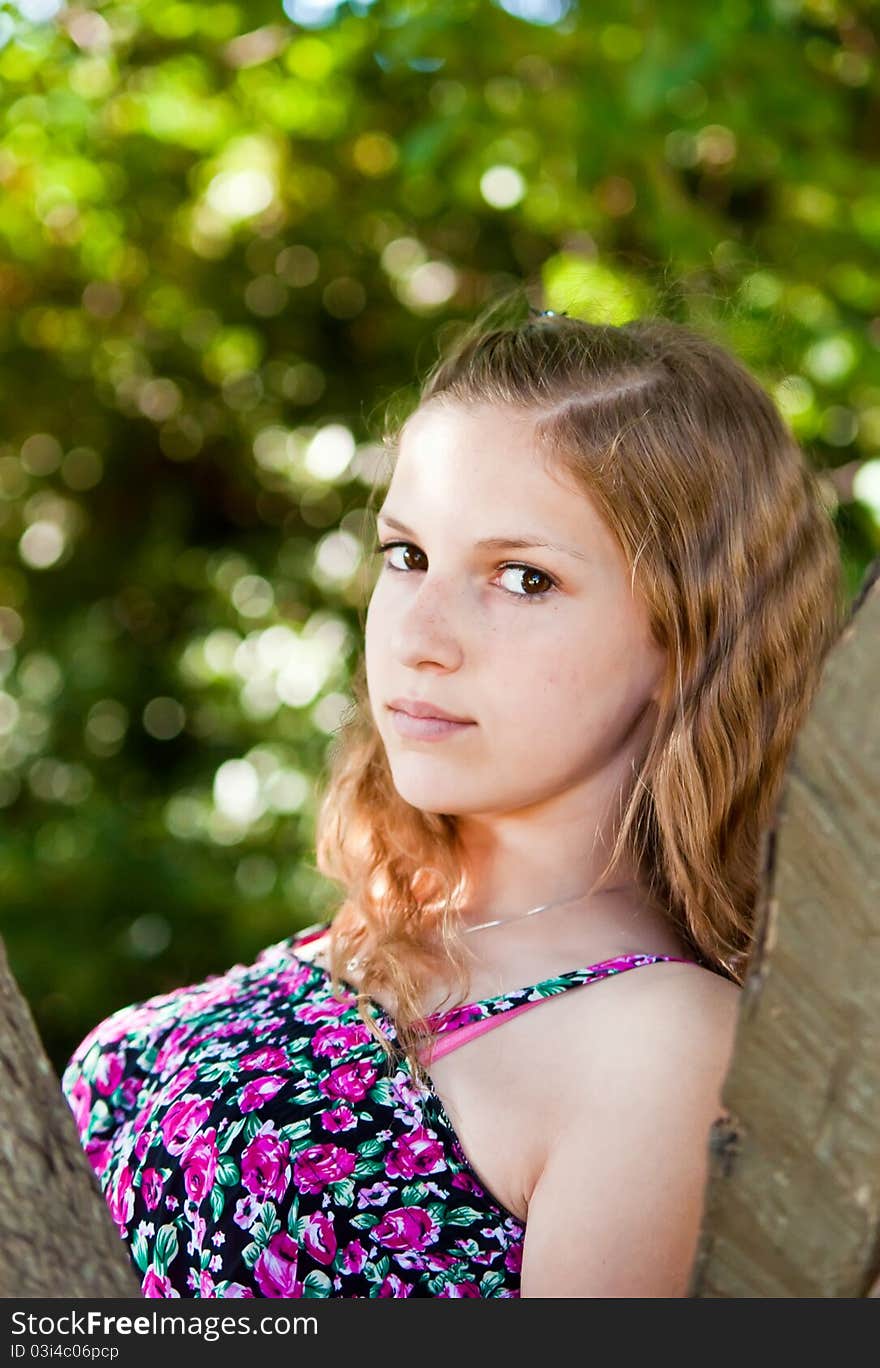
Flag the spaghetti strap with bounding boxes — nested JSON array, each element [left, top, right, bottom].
[[418, 953, 698, 1066], [287, 925, 700, 1069]]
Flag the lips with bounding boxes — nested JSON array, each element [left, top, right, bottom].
[[388, 697, 473, 724]]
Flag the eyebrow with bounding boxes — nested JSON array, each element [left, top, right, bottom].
[[376, 512, 590, 562]]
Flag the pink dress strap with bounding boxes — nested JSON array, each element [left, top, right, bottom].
[[417, 953, 698, 1066], [288, 927, 700, 1071]]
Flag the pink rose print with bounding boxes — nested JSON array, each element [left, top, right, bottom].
[[294, 998, 351, 1024], [371, 1207, 440, 1253], [142, 1269, 179, 1298], [140, 1168, 164, 1211], [311, 1021, 372, 1059], [233, 1194, 261, 1229], [301, 1213, 337, 1266], [154, 1026, 194, 1077], [254, 1233, 303, 1298], [423, 1251, 459, 1272], [389, 1075, 423, 1114], [107, 1165, 134, 1234], [134, 1099, 154, 1134], [238, 1075, 286, 1114], [292, 1144, 356, 1195], [275, 962, 315, 994], [182, 1127, 218, 1204], [339, 1240, 367, 1275], [59, 914, 536, 1298], [134, 1126, 158, 1164], [318, 1060, 378, 1104], [391, 1249, 426, 1272], [377, 1275, 413, 1297], [119, 1076, 142, 1109], [186, 1211, 207, 1254], [94, 1050, 124, 1097], [85, 1139, 112, 1178], [240, 1047, 289, 1071], [355, 1181, 393, 1210], [163, 1064, 199, 1105], [67, 1075, 91, 1136], [384, 1126, 446, 1180], [319, 1105, 357, 1133], [428, 1004, 482, 1034], [241, 1126, 290, 1202], [161, 1094, 212, 1156], [190, 979, 237, 1011]]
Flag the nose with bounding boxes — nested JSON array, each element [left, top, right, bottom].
[[388, 573, 466, 671]]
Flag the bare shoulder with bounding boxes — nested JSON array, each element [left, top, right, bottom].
[[549, 959, 741, 1095], [520, 963, 742, 1297]]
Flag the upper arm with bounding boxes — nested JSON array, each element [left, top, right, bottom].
[[519, 969, 740, 1298]]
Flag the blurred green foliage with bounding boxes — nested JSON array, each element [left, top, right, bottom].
[[0, 0, 877, 1071]]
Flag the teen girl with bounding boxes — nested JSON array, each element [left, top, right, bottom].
[[63, 304, 844, 1297]]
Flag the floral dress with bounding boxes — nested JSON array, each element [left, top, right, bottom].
[[62, 923, 689, 1298]]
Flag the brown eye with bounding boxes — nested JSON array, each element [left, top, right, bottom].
[[399, 545, 426, 571], [376, 541, 425, 572], [498, 565, 556, 600]]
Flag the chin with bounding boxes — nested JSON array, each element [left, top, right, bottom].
[[390, 782, 462, 816], [391, 770, 518, 821], [384, 765, 469, 816]]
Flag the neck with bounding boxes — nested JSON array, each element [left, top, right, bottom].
[[451, 764, 648, 920], [461, 883, 634, 935]]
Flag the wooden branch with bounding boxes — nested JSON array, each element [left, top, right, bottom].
[[690, 561, 880, 1297], [0, 935, 139, 1297]]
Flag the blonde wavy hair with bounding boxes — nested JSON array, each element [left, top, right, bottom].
[[312, 295, 846, 1081]]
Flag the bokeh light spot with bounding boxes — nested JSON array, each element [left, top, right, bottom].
[[20, 432, 62, 476], [61, 447, 103, 491], [853, 458, 880, 523], [496, 0, 572, 25], [127, 914, 172, 959], [480, 165, 526, 209], [313, 529, 361, 586], [18, 652, 63, 702], [85, 699, 129, 756], [304, 425, 355, 481], [235, 854, 277, 898], [213, 759, 264, 824], [143, 697, 186, 740], [19, 521, 65, 569], [231, 575, 275, 619], [206, 169, 275, 222]]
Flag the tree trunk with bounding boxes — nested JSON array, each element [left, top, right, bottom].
[[690, 560, 880, 1297], [0, 935, 138, 1296]]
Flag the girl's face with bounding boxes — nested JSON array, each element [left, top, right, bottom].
[[365, 400, 666, 819]]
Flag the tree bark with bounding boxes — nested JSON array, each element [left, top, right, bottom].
[[690, 560, 880, 1297], [0, 935, 138, 1296]]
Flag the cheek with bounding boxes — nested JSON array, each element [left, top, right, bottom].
[[364, 585, 388, 642], [363, 605, 388, 695], [545, 619, 652, 709]]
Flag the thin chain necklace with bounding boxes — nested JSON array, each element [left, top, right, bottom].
[[462, 887, 613, 935], [345, 885, 630, 972]]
